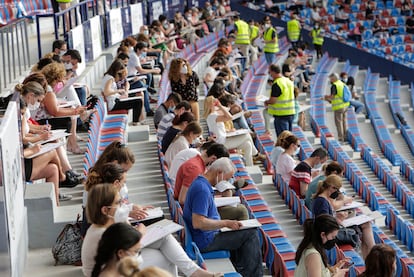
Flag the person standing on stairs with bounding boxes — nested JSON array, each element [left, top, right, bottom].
[[323, 73, 350, 143]]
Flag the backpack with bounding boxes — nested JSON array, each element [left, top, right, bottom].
[[342, 84, 351, 102], [52, 216, 82, 266]]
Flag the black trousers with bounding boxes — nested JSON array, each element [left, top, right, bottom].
[[112, 98, 142, 123]]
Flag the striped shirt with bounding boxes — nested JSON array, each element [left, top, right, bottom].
[[289, 161, 312, 197], [157, 113, 175, 141]]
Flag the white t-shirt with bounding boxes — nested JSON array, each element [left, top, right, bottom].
[[81, 225, 106, 277], [276, 152, 296, 184], [204, 66, 219, 89], [102, 74, 119, 110], [165, 136, 190, 166], [206, 112, 226, 144], [127, 50, 141, 77], [270, 146, 284, 169], [169, 148, 200, 185], [23, 109, 31, 135]]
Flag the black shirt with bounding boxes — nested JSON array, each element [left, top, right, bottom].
[[271, 80, 282, 98]]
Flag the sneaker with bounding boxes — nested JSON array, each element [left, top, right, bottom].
[[146, 110, 155, 117], [253, 153, 266, 163], [59, 193, 72, 201], [148, 87, 157, 95]]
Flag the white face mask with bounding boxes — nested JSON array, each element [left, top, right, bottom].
[[28, 101, 40, 111], [264, 24, 270, 29], [143, 30, 149, 36], [113, 204, 130, 223], [181, 66, 188, 74], [119, 184, 128, 200], [294, 147, 300, 156], [135, 252, 144, 266], [64, 62, 73, 71], [192, 136, 201, 145]]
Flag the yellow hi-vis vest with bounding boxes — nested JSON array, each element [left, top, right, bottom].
[[234, 20, 250, 45], [287, 19, 300, 41], [263, 27, 280, 53], [311, 28, 324, 45], [331, 80, 350, 111], [268, 77, 295, 116], [250, 25, 259, 42]]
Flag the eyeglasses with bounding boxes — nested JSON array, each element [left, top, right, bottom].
[[296, 144, 301, 147]]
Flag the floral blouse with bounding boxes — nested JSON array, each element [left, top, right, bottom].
[[170, 72, 199, 102]]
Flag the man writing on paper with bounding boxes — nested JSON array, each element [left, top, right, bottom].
[[175, 143, 247, 220], [183, 157, 263, 276]]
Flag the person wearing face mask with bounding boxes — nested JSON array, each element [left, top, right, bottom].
[[262, 16, 279, 65], [169, 58, 200, 121], [183, 157, 263, 276], [359, 244, 397, 277], [153, 93, 182, 129], [82, 184, 220, 277], [289, 147, 328, 198], [275, 134, 300, 184], [164, 122, 203, 167], [51, 39, 67, 57], [286, 13, 301, 50], [310, 22, 324, 59], [203, 58, 225, 90], [294, 214, 349, 277], [312, 175, 375, 259], [176, 151, 248, 221]]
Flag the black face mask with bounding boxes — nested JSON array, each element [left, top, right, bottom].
[[329, 190, 339, 199], [323, 238, 336, 250]]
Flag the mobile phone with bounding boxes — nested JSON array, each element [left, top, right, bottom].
[[342, 261, 354, 269]]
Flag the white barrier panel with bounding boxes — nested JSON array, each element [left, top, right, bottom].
[[151, 0, 164, 23], [0, 101, 26, 277], [108, 8, 124, 46], [130, 3, 144, 35], [84, 16, 103, 62], [69, 24, 86, 75]]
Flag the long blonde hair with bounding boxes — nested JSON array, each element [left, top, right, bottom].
[[203, 96, 216, 119]]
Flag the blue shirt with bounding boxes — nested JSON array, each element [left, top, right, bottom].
[[183, 175, 220, 250], [312, 196, 333, 218]]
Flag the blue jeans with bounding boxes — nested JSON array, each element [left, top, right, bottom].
[[201, 228, 263, 276], [265, 52, 277, 65], [75, 86, 87, 126], [350, 100, 364, 114], [130, 80, 151, 113], [233, 116, 250, 130], [273, 115, 294, 137]]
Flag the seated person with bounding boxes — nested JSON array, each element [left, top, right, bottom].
[[347, 25, 365, 42], [153, 93, 182, 129], [275, 134, 300, 183], [161, 111, 194, 153], [270, 130, 293, 169], [203, 58, 225, 90], [156, 101, 192, 141], [289, 147, 328, 198], [164, 121, 203, 166], [372, 18, 389, 38], [335, 5, 350, 24], [406, 15, 414, 34], [183, 157, 263, 276], [102, 59, 143, 125]]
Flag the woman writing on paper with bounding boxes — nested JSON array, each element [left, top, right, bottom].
[[295, 214, 349, 277], [312, 175, 375, 258], [82, 184, 219, 277], [102, 59, 143, 126], [204, 96, 265, 166]]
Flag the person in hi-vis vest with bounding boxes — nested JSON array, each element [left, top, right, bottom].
[[323, 73, 350, 142], [233, 15, 256, 67], [287, 13, 301, 50], [262, 16, 279, 65], [310, 23, 324, 59], [265, 64, 295, 137]]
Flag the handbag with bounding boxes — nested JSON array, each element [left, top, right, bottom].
[[51, 215, 82, 266], [336, 226, 361, 248]]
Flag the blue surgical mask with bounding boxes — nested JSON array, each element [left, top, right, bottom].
[[168, 106, 175, 113], [140, 52, 147, 58], [314, 163, 322, 170], [294, 147, 300, 156]]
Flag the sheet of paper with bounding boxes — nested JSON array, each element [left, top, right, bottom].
[[35, 131, 71, 145], [220, 219, 262, 232], [256, 95, 268, 106], [140, 219, 183, 248], [58, 100, 77, 108], [341, 214, 374, 227], [336, 201, 364, 212], [232, 112, 243, 120], [26, 142, 65, 159], [214, 197, 241, 207], [214, 181, 235, 192], [129, 207, 164, 223], [118, 96, 143, 102], [226, 129, 249, 138]]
